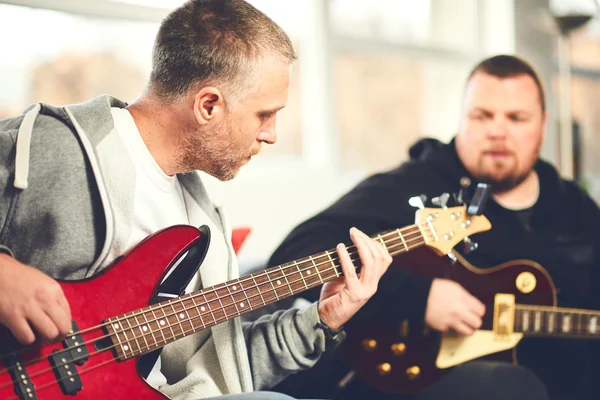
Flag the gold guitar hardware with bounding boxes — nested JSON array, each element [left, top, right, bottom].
[[391, 343, 406, 356], [515, 271, 536, 293], [377, 363, 392, 376], [362, 339, 377, 351], [406, 366, 421, 380]]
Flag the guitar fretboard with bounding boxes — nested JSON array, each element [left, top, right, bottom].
[[106, 224, 432, 360], [514, 305, 600, 338]]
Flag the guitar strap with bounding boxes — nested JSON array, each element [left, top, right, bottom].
[[138, 225, 211, 379]]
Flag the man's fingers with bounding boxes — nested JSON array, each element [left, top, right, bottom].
[[6, 316, 36, 345], [28, 308, 60, 342], [45, 299, 72, 337], [465, 294, 486, 317], [452, 321, 475, 336], [351, 228, 375, 282], [460, 309, 483, 330], [336, 243, 358, 282]]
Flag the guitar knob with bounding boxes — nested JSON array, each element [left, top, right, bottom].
[[406, 366, 421, 380], [463, 237, 478, 254], [362, 338, 377, 351], [377, 362, 392, 376], [390, 343, 406, 356]]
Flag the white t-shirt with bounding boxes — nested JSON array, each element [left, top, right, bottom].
[[108, 108, 228, 397], [110, 107, 189, 253]]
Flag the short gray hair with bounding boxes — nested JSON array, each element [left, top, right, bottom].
[[150, 0, 296, 100]]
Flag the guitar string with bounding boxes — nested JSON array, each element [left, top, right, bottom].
[[3, 235, 431, 398], [0, 224, 426, 368], [0, 228, 431, 384]]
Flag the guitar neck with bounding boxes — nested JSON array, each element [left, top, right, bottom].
[[108, 224, 428, 360], [515, 305, 600, 338]]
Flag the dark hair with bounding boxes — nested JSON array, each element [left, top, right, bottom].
[[150, 0, 296, 100], [467, 55, 546, 112]]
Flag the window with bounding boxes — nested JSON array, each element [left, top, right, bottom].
[[0, 3, 156, 118], [330, 0, 480, 53], [334, 52, 471, 172]]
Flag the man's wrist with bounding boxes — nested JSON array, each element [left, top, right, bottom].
[[316, 305, 347, 349]]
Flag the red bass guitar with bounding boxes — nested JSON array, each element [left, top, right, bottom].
[[0, 205, 489, 399]]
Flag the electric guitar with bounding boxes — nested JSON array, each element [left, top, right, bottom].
[[342, 249, 598, 394], [0, 205, 489, 399]]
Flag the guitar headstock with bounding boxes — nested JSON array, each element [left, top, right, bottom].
[[415, 205, 491, 255]]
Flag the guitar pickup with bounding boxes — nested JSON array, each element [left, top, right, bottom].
[[3, 352, 38, 400], [48, 351, 83, 396], [46, 321, 88, 396], [493, 293, 516, 340], [63, 321, 89, 365]]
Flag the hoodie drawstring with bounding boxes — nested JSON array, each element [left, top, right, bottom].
[[13, 104, 41, 190]]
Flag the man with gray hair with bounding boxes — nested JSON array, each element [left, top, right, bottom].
[[0, 1, 392, 399]]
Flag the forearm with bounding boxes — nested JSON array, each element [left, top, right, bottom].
[[243, 302, 341, 390]]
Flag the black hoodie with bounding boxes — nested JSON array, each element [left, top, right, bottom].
[[268, 138, 600, 399]]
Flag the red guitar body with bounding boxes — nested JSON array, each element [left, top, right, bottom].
[[0, 225, 208, 400]]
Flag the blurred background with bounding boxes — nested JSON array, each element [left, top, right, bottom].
[[1, 0, 599, 268]]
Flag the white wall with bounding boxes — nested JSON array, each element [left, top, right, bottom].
[[202, 161, 366, 272]]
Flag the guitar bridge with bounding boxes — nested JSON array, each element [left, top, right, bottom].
[[493, 293, 515, 341]]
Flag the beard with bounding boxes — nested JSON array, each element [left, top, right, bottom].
[[179, 119, 248, 181], [473, 157, 531, 193]]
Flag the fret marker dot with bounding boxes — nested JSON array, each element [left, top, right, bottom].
[[233, 285, 237, 290], [70, 378, 75, 382], [21, 374, 25, 379], [23, 379, 28, 385], [77, 348, 82, 353], [179, 313, 185, 319], [123, 345, 129, 351], [240, 302, 245, 308], [142, 326, 148, 332], [201, 306, 206, 312], [160, 320, 166, 326], [277, 280, 281, 285], [306, 270, 311, 275], [113, 323, 120, 329]]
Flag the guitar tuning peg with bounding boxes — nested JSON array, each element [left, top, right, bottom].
[[453, 188, 466, 206], [408, 195, 426, 209], [431, 193, 450, 208], [463, 237, 478, 254], [447, 251, 457, 264]]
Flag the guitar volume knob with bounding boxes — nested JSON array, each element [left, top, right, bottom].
[[377, 362, 392, 376], [390, 342, 406, 356], [406, 365, 421, 380], [362, 338, 377, 351]]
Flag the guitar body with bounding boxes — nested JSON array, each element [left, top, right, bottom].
[[0, 225, 208, 400], [342, 248, 556, 394]]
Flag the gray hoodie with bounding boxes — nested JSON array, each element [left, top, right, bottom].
[[0, 95, 329, 398]]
